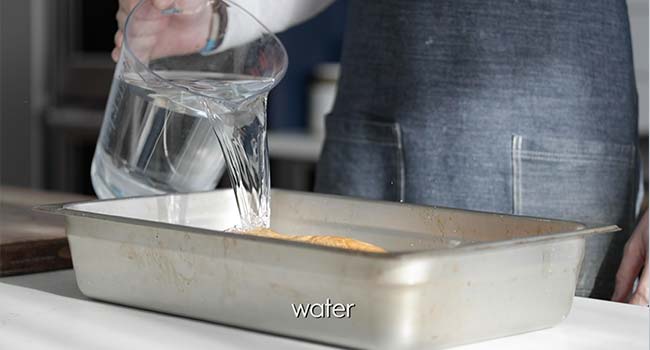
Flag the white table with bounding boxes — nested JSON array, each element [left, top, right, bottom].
[[1, 270, 647, 350]]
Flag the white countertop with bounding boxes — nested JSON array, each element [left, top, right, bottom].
[[1, 270, 648, 350]]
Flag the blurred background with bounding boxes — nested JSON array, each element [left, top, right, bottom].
[[0, 0, 648, 199], [0, 0, 347, 196]]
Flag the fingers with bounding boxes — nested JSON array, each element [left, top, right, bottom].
[[612, 211, 649, 302], [116, 9, 127, 31], [112, 47, 121, 62], [613, 234, 644, 301], [118, 0, 140, 20], [113, 5, 128, 62], [112, 0, 211, 62], [131, 36, 160, 63], [629, 265, 649, 305], [114, 30, 123, 48], [114, 0, 172, 62]]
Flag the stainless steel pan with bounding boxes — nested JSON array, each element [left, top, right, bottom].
[[38, 189, 618, 349]]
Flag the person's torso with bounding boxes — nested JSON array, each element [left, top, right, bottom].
[[323, 0, 638, 215]]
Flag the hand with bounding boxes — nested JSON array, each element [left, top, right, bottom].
[[612, 210, 648, 305], [113, 0, 211, 62]]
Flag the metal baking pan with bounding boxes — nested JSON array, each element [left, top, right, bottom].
[[38, 189, 617, 349]]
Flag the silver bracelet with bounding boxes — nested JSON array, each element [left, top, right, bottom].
[[201, 0, 228, 55]]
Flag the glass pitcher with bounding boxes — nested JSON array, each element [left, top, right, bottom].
[[91, 0, 287, 200]]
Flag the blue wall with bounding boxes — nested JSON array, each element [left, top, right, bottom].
[[267, 0, 347, 130]]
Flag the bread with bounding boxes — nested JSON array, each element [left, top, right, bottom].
[[239, 228, 386, 253]]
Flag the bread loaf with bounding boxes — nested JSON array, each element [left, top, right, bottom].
[[239, 228, 386, 253]]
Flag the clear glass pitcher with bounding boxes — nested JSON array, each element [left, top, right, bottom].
[[91, 0, 287, 200]]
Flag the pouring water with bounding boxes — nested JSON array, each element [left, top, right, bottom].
[[91, 0, 287, 230]]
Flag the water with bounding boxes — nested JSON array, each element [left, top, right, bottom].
[[91, 71, 275, 229]]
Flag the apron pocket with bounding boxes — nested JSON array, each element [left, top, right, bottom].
[[511, 134, 636, 222], [315, 115, 405, 202], [511, 134, 637, 298]]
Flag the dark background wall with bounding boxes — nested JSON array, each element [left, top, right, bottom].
[[268, 0, 347, 130]]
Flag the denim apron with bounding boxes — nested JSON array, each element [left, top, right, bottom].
[[315, 0, 641, 299]]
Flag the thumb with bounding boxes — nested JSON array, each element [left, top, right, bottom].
[[152, 0, 175, 10]]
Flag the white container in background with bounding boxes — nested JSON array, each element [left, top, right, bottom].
[[308, 63, 340, 136]]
